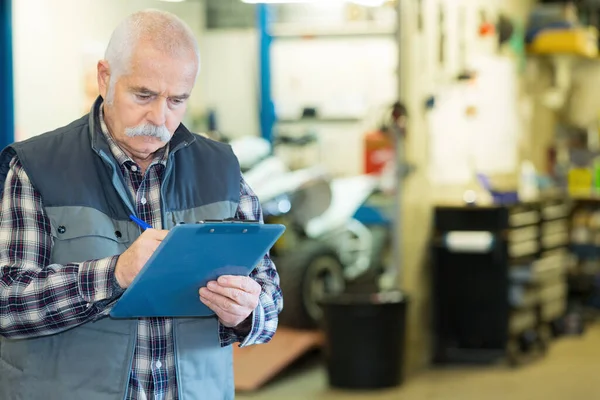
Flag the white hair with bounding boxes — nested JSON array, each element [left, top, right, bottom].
[[104, 9, 200, 103]]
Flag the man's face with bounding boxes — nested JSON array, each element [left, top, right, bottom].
[[98, 44, 198, 159]]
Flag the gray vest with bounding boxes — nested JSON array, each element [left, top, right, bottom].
[[0, 99, 241, 400]]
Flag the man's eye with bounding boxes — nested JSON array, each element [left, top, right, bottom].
[[136, 94, 152, 101], [170, 98, 184, 105]]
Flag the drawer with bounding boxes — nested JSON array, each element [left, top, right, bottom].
[[533, 256, 566, 283], [509, 285, 539, 308], [541, 220, 569, 236], [435, 207, 508, 231], [510, 309, 537, 335], [541, 203, 571, 221], [538, 281, 567, 303], [509, 239, 539, 258], [541, 299, 566, 322], [510, 252, 566, 284], [509, 209, 541, 228], [435, 204, 540, 231], [541, 231, 570, 250], [541, 248, 569, 260], [508, 226, 539, 243]]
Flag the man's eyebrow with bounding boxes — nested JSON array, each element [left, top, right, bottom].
[[129, 86, 158, 95], [171, 93, 190, 100], [129, 86, 189, 100]]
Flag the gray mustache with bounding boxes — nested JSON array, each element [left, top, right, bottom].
[[125, 124, 171, 142]]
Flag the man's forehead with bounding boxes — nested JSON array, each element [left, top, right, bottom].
[[120, 65, 195, 89], [130, 44, 197, 68], [124, 64, 197, 88]]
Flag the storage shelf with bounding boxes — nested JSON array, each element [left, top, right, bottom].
[[433, 198, 571, 366]]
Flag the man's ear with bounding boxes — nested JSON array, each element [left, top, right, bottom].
[[97, 60, 111, 99]]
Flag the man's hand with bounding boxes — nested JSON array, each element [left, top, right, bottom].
[[199, 276, 261, 328], [114, 229, 169, 289]]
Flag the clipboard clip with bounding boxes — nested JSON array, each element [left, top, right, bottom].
[[179, 218, 260, 225]]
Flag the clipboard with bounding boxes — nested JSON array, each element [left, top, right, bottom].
[[109, 222, 286, 319]]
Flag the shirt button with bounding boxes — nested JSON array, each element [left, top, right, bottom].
[[131, 165, 138, 172], [141, 197, 147, 205], [155, 360, 162, 369]]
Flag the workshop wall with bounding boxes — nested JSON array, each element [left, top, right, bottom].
[[201, 3, 399, 177], [200, 29, 261, 139], [12, 0, 206, 141]]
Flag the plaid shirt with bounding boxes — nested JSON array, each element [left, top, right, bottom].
[[0, 108, 282, 400]]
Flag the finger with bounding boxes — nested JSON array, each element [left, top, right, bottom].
[[142, 228, 169, 241], [206, 281, 251, 307], [200, 295, 218, 312], [217, 275, 261, 295], [199, 296, 224, 319], [150, 240, 162, 252], [200, 293, 243, 327], [150, 229, 169, 241], [200, 296, 239, 328], [199, 288, 246, 317], [142, 236, 163, 253]]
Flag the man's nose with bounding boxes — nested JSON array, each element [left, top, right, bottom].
[[147, 98, 168, 127]]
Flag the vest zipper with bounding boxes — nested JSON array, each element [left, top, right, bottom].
[[99, 149, 138, 398], [158, 141, 187, 398], [97, 151, 144, 399], [161, 147, 184, 398]]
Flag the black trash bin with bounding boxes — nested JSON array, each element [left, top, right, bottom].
[[319, 290, 408, 390]]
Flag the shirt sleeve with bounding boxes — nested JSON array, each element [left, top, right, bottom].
[[219, 175, 283, 347], [0, 156, 123, 340]]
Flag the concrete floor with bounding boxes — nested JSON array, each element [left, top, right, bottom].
[[237, 324, 600, 400]]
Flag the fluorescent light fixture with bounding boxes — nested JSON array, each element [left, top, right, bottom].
[[350, 0, 387, 5], [241, 0, 387, 6]]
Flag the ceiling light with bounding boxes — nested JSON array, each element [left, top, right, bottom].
[[350, 0, 387, 5], [241, 0, 388, 7]]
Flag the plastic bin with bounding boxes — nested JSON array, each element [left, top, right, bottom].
[[319, 290, 408, 390]]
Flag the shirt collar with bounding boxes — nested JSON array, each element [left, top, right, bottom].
[[98, 103, 170, 169]]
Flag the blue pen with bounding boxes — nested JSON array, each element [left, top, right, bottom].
[[129, 214, 152, 231]]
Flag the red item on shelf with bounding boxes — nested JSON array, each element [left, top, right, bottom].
[[479, 22, 495, 37], [364, 129, 394, 175]]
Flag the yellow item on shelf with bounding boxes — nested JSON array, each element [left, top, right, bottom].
[[568, 167, 593, 196], [527, 27, 598, 58]]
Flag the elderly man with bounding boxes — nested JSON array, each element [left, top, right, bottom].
[[0, 9, 282, 400]]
